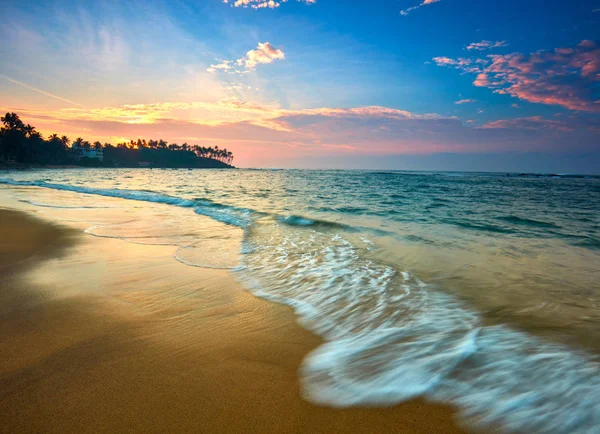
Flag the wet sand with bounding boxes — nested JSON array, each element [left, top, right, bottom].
[[0, 205, 465, 433]]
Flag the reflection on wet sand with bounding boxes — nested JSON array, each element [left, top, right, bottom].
[[0, 197, 463, 433]]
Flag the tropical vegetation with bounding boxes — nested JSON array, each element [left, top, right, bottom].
[[0, 112, 234, 168]]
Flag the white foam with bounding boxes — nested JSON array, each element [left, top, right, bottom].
[[237, 224, 600, 433]]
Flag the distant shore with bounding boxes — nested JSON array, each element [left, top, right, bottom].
[[0, 161, 235, 170], [0, 190, 464, 434]]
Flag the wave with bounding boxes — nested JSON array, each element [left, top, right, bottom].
[[1, 177, 253, 229], [238, 225, 600, 433], [0, 177, 197, 208], [444, 218, 515, 234], [2, 177, 367, 234], [498, 215, 560, 229], [278, 215, 349, 230], [18, 199, 115, 209]]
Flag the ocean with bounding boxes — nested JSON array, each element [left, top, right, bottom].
[[1, 168, 599, 433]]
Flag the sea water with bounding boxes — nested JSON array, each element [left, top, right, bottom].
[[1, 168, 599, 433]]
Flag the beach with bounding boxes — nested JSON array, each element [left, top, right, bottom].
[[1, 168, 598, 433], [0, 187, 464, 434]]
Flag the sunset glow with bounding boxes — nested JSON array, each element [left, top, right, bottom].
[[1, 0, 598, 171]]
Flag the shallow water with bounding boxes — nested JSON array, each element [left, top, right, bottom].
[[1, 168, 599, 433]]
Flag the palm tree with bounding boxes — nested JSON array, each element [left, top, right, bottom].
[[60, 136, 70, 146], [48, 133, 59, 141], [93, 141, 102, 149], [83, 141, 91, 150], [73, 137, 84, 148], [1, 112, 25, 131], [23, 124, 36, 137]]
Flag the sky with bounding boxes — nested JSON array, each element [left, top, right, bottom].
[[0, 0, 599, 172]]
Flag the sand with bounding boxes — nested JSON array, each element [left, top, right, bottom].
[[0, 203, 465, 433]]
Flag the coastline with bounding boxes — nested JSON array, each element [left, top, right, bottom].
[[0, 197, 465, 433]]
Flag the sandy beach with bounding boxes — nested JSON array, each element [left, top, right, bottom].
[[0, 189, 464, 434]]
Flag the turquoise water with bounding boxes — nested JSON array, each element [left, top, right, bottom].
[[1, 168, 600, 433]]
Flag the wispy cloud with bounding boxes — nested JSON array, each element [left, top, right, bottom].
[[400, 0, 441, 16], [434, 40, 600, 111], [0, 3, 227, 106], [482, 115, 600, 132], [455, 99, 477, 104], [466, 40, 508, 51], [208, 42, 285, 73], [224, 0, 315, 10], [0, 74, 83, 107], [432, 56, 485, 73], [6, 101, 598, 167]]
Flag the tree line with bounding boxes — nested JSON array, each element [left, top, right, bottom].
[[0, 112, 235, 168]]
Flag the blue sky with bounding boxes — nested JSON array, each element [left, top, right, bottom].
[[1, 0, 599, 171]]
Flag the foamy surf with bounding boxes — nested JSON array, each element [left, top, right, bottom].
[[236, 223, 600, 433]]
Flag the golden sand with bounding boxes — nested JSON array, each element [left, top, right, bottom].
[[0, 206, 465, 433]]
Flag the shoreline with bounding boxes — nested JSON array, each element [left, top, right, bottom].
[[0, 202, 465, 433]]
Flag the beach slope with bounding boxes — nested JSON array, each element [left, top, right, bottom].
[[0, 202, 464, 433]]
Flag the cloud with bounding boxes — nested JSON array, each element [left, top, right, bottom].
[[466, 40, 508, 51], [5, 101, 597, 167], [0, 2, 228, 107], [455, 99, 476, 104], [434, 40, 600, 112], [482, 115, 599, 133], [208, 42, 285, 73], [432, 56, 484, 73], [239, 42, 285, 68], [482, 116, 574, 131], [224, 0, 315, 10], [400, 0, 441, 16], [207, 60, 235, 73]]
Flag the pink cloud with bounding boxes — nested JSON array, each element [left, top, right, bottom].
[[401, 0, 441, 16], [455, 99, 477, 104], [434, 40, 600, 112], [239, 42, 285, 69], [482, 116, 575, 131], [4, 102, 598, 167], [473, 72, 491, 87]]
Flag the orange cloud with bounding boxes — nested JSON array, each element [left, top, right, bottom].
[[3, 101, 597, 167]]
